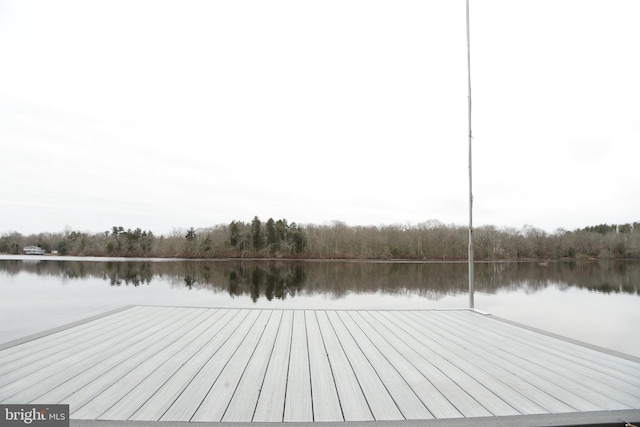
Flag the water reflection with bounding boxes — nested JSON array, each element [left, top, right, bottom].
[[1, 259, 639, 302]]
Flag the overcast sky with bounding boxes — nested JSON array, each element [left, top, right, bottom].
[[1, 0, 639, 236]]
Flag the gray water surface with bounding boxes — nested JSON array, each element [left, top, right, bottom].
[[1, 256, 638, 357]]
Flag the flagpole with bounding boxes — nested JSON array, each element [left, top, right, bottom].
[[466, 0, 474, 309]]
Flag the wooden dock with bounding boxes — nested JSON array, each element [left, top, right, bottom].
[[1, 306, 639, 426]]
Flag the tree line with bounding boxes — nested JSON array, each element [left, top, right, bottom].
[[1, 218, 640, 260]]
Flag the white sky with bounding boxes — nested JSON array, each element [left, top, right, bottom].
[[1, 0, 639, 236]]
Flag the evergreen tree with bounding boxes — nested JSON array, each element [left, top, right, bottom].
[[251, 216, 263, 251], [185, 227, 197, 242], [230, 221, 241, 248], [266, 218, 277, 248], [289, 222, 307, 253]]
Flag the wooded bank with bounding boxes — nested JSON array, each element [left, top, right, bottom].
[[2, 218, 640, 260]]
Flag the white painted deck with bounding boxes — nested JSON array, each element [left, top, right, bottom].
[[1, 306, 639, 424]]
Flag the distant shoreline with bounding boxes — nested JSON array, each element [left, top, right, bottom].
[[2, 253, 636, 263], [2, 219, 639, 260]]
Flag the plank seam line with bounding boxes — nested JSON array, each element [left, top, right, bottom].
[[0, 307, 160, 390], [0, 305, 136, 351], [280, 311, 295, 422], [221, 310, 275, 422], [122, 309, 236, 421], [359, 311, 466, 418], [487, 313, 640, 364], [304, 311, 314, 422], [334, 311, 406, 420], [345, 311, 435, 419], [156, 309, 252, 421], [92, 308, 218, 420], [379, 310, 513, 417], [314, 310, 345, 421], [0, 306, 146, 365], [460, 312, 640, 398], [459, 310, 640, 377], [68, 308, 207, 417], [250, 310, 284, 422], [188, 310, 264, 422], [441, 310, 586, 411], [395, 310, 527, 416], [324, 311, 375, 420], [432, 311, 597, 411], [405, 310, 560, 414], [442, 312, 636, 408], [0, 307, 183, 403], [15, 307, 188, 406], [108, 308, 231, 420]]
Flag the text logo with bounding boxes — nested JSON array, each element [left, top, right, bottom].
[[1, 405, 68, 426]]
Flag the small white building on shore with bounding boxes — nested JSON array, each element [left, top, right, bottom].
[[23, 245, 46, 255]]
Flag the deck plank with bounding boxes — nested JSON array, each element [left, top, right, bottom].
[[1, 306, 183, 403], [282, 310, 313, 422], [65, 308, 208, 416], [1, 306, 639, 425], [347, 311, 459, 419], [449, 310, 640, 377], [336, 311, 433, 420], [422, 311, 622, 411], [445, 311, 640, 397], [305, 310, 343, 421], [316, 310, 373, 421], [405, 311, 575, 414], [358, 311, 493, 418], [128, 309, 249, 421], [393, 311, 547, 415], [0, 308, 169, 402], [190, 310, 274, 422], [0, 306, 144, 365], [0, 306, 151, 380], [159, 309, 262, 422], [222, 310, 283, 422], [96, 308, 233, 420], [73, 307, 220, 419], [438, 311, 638, 410], [374, 312, 520, 417], [326, 311, 403, 420], [253, 310, 294, 422]]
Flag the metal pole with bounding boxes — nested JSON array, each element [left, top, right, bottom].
[[466, 0, 474, 309]]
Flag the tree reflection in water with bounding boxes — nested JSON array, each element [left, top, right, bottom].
[[0, 259, 639, 302]]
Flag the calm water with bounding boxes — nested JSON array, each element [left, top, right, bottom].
[[1, 256, 638, 357]]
